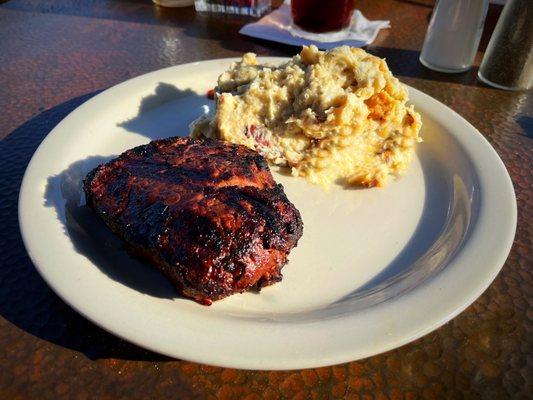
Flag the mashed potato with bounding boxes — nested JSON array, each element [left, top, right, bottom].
[[191, 45, 422, 187]]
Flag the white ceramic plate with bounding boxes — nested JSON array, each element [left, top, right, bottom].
[[19, 58, 516, 370]]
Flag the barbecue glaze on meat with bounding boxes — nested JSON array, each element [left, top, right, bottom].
[[84, 137, 303, 305]]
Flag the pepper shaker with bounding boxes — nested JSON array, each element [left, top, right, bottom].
[[420, 0, 489, 73], [478, 0, 533, 90]]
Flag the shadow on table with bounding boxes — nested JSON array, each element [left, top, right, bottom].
[[364, 46, 484, 87], [394, 0, 433, 8], [0, 92, 174, 362], [517, 116, 533, 139]]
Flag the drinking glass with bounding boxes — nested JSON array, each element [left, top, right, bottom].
[[291, 0, 356, 33]]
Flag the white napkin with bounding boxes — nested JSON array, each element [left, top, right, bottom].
[[239, 1, 390, 50]]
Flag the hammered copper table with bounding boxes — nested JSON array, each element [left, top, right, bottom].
[[0, 1, 531, 399]]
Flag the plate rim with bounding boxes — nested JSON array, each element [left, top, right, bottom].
[[18, 58, 517, 370]]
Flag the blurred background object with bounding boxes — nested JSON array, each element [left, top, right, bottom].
[[420, 0, 489, 73], [153, 0, 194, 6], [194, 0, 271, 17], [478, 0, 533, 90]]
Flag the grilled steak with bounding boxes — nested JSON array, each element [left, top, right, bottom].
[[84, 137, 303, 305]]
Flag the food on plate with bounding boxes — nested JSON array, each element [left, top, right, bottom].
[[191, 45, 422, 187], [84, 137, 303, 305]]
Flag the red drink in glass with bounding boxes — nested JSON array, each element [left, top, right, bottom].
[[291, 0, 356, 33]]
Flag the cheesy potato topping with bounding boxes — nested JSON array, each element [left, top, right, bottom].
[[191, 45, 422, 187]]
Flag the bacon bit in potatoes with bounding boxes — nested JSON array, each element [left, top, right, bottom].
[[244, 124, 271, 148]]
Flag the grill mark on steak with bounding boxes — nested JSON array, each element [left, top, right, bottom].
[[84, 137, 303, 305]]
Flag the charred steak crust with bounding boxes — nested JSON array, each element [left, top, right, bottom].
[[84, 137, 303, 305]]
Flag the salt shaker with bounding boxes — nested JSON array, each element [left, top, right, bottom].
[[420, 0, 489, 73], [478, 0, 533, 90]]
